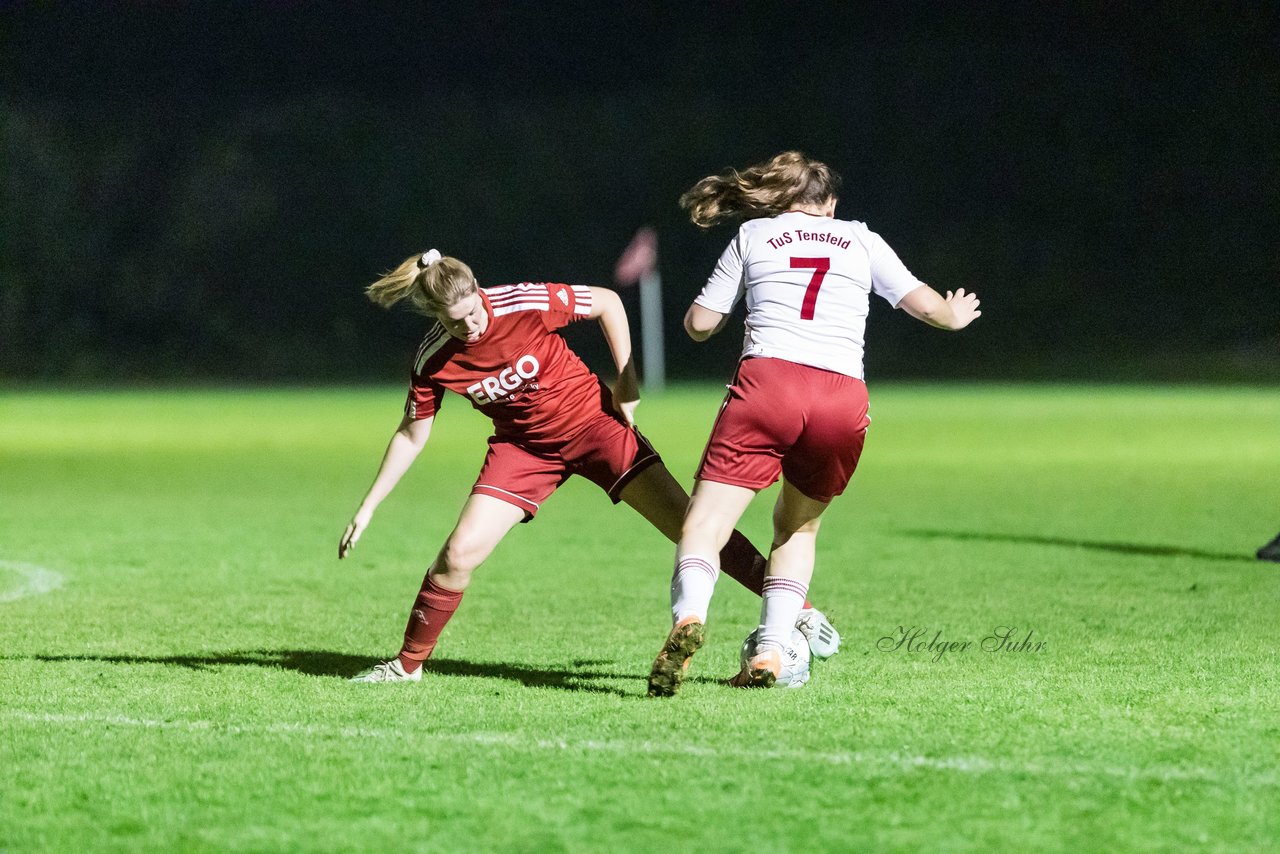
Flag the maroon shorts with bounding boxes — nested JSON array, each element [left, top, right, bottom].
[[696, 357, 870, 503], [472, 411, 661, 519]]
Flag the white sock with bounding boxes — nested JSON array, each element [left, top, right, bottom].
[[757, 576, 809, 653], [671, 553, 719, 624]]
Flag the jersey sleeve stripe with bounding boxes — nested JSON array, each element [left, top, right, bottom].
[[489, 286, 550, 300], [492, 300, 553, 316], [570, 285, 592, 315], [489, 294, 550, 307], [413, 323, 450, 374], [486, 283, 547, 301]]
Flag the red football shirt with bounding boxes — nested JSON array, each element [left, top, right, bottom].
[[405, 283, 607, 448]]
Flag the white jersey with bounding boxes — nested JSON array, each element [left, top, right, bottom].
[[694, 211, 925, 379]]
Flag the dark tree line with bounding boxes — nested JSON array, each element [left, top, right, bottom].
[[2, 4, 1275, 382]]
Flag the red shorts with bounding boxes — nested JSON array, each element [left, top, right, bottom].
[[472, 411, 661, 519], [696, 357, 870, 503]]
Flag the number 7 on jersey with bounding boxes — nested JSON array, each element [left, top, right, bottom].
[[792, 257, 830, 320]]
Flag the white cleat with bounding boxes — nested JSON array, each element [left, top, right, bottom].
[[795, 607, 840, 659], [350, 659, 422, 683]]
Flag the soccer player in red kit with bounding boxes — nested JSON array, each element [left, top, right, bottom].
[[647, 152, 982, 695], [339, 249, 839, 682]]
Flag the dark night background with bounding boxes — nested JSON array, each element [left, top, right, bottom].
[[2, 2, 1276, 383]]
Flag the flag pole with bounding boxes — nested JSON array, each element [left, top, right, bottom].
[[639, 267, 665, 392]]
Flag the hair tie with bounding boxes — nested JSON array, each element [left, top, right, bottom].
[[418, 249, 442, 268]]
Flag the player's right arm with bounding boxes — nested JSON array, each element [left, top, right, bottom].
[[686, 232, 746, 341], [684, 303, 729, 341], [338, 414, 434, 559]]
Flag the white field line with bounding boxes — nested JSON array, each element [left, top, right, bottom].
[[0, 561, 64, 603], [4, 710, 1271, 787]]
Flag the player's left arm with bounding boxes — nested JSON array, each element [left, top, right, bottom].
[[585, 287, 640, 426]]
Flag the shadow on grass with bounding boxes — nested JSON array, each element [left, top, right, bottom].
[[902, 529, 1259, 563], [21, 650, 639, 696]]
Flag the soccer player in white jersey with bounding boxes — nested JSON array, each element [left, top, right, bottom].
[[338, 249, 839, 682], [647, 151, 982, 695]]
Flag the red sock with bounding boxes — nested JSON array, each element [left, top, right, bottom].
[[718, 529, 765, 595], [716, 530, 812, 608], [397, 574, 464, 673]]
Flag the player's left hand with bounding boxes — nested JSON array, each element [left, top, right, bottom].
[[612, 371, 640, 427], [614, 397, 639, 427]]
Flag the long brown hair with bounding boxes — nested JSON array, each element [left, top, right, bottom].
[[365, 251, 478, 316], [679, 151, 842, 229]]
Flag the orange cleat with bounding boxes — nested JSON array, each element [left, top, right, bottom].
[[728, 648, 781, 689], [646, 617, 705, 697]]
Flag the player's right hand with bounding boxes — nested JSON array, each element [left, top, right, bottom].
[[338, 508, 373, 559]]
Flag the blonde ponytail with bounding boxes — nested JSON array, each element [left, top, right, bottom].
[[366, 251, 478, 316], [679, 151, 842, 229]]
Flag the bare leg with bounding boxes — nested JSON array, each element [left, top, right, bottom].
[[754, 479, 830, 655], [398, 494, 527, 670], [766, 479, 830, 589], [428, 493, 528, 591], [679, 480, 758, 562], [617, 463, 688, 542], [619, 464, 768, 595], [646, 479, 758, 696]]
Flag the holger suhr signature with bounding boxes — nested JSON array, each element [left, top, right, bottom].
[[877, 626, 1046, 662]]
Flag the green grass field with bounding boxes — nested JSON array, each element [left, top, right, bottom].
[[2, 384, 1278, 852]]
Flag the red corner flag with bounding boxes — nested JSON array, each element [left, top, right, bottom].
[[614, 227, 658, 287]]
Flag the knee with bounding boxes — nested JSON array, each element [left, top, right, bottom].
[[773, 508, 822, 542], [437, 528, 490, 580], [680, 508, 734, 551]]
